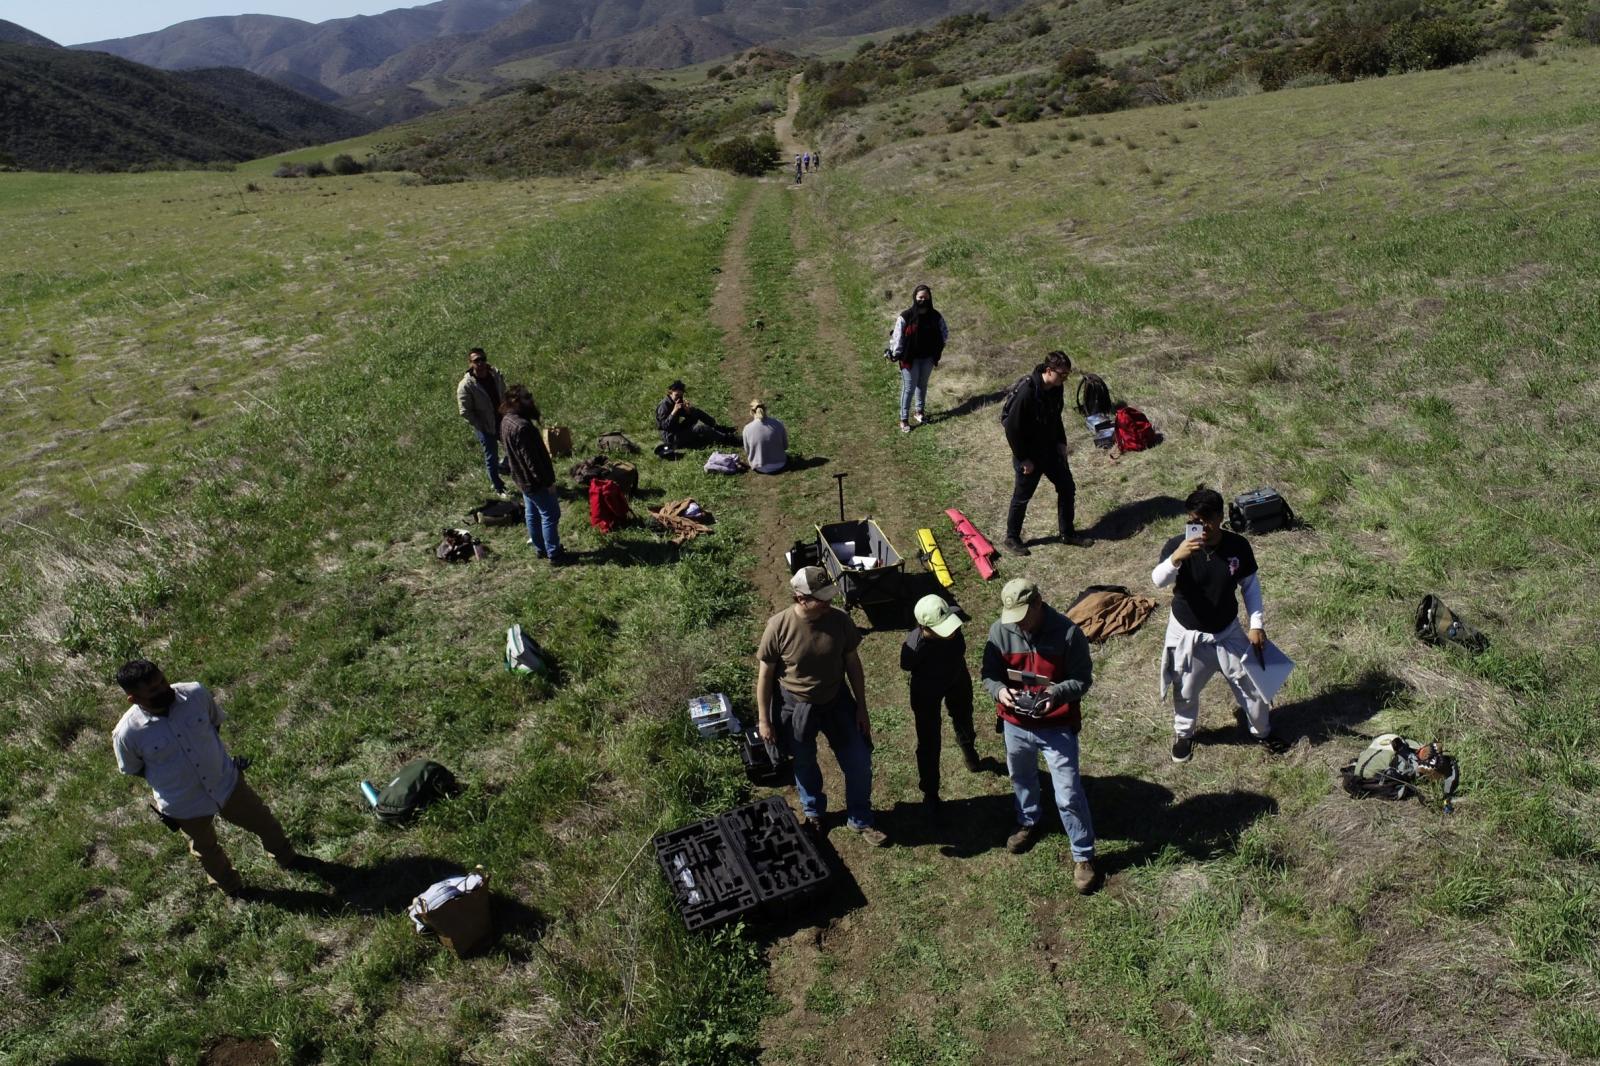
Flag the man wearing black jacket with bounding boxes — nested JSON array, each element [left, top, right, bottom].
[[1002, 351, 1089, 556], [499, 385, 565, 564], [655, 380, 735, 449]]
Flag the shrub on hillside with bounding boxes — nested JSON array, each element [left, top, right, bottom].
[[1572, 1, 1600, 42], [1058, 46, 1103, 79], [331, 153, 364, 175], [705, 133, 780, 176]]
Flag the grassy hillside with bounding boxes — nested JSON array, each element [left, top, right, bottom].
[[775, 44, 1600, 1062], [0, 43, 373, 171]]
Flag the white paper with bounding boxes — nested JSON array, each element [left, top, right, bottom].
[[1242, 639, 1294, 704]]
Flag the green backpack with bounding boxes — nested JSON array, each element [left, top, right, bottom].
[[375, 759, 458, 825]]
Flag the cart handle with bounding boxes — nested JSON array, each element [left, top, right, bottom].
[[833, 472, 847, 523]]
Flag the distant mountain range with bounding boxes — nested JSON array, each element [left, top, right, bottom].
[[71, 0, 1020, 99], [0, 40, 375, 170]]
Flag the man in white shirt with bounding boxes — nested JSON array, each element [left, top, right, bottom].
[[112, 660, 301, 896], [742, 399, 788, 474], [1152, 488, 1288, 763]]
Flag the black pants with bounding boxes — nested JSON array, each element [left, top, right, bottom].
[[910, 679, 976, 799], [662, 411, 730, 448], [1006, 452, 1075, 540]]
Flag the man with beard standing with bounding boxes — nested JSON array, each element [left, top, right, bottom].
[[112, 660, 303, 897], [457, 348, 510, 498], [889, 283, 949, 433]]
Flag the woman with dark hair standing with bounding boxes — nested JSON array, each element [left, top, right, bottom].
[[498, 385, 565, 565], [889, 284, 948, 433]]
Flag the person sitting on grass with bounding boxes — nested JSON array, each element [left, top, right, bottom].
[[1155, 486, 1286, 763], [499, 384, 565, 565], [112, 659, 306, 898], [980, 578, 1100, 894], [901, 595, 982, 812], [655, 379, 735, 449], [743, 399, 788, 473]]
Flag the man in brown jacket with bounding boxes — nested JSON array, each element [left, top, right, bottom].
[[457, 348, 509, 497], [498, 385, 564, 564]]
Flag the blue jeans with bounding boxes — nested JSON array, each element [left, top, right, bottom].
[[782, 687, 875, 829], [522, 487, 562, 557], [475, 429, 507, 493], [1003, 720, 1095, 860], [898, 360, 935, 422]]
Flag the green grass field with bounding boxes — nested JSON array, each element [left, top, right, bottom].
[[4, 40, 1600, 1066]]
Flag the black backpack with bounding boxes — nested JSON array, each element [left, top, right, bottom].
[[468, 499, 521, 526], [1074, 373, 1113, 416], [374, 759, 459, 824], [997, 373, 1032, 426], [1228, 488, 1295, 534]]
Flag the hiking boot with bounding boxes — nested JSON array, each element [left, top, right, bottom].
[[1171, 735, 1194, 763], [1073, 859, 1101, 895], [961, 745, 982, 773], [853, 824, 891, 848], [1059, 533, 1093, 548], [1257, 733, 1290, 755], [1006, 823, 1044, 854], [922, 793, 943, 818], [547, 551, 572, 568], [1001, 536, 1031, 557]]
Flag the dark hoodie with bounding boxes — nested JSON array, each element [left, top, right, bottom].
[[1002, 365, 1067, 461], [897, 293, 947, 364]]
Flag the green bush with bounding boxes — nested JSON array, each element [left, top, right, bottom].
[[330, 153, 364, 175], [1058, 46, 1103, 79], [705, 133, 780, 176]]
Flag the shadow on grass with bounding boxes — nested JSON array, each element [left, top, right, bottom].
[[938, 387, 1008, 423], [878, 793, 1016, 858], [584, 538, 684, 567], [1085, 774, 1277, 877], [783, 454, 830, 472], [1188, 671, 1408, 750], [1080, 495, 1186, 542]]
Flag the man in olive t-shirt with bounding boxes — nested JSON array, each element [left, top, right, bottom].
[[756, 566, 887, 845]]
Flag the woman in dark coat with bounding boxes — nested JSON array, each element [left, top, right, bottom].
[[889, 284, 949, 433]]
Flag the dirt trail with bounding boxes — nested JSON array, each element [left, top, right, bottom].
[[773, 74, 806, 161]]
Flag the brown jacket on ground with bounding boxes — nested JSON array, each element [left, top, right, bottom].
[[1065, 587, 1157, 644]]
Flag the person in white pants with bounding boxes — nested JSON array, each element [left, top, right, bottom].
[[1153, 486, 1288, 762]]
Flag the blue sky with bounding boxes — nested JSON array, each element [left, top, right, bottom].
[[2, 1, 414, 46]]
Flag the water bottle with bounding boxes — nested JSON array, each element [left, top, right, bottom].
[[359, 780, 380, 808]]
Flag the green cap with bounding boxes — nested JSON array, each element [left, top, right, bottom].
[[1000, 577, 1040, 624], [913, 595, 963, 637]]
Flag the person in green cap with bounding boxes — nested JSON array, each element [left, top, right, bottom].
[[980, 577, 1100, 894], [900, 594, 982, 811]]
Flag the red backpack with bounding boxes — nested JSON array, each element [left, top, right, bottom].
[[1113, 405, 1157, 452], [588, 478, 629, 532]]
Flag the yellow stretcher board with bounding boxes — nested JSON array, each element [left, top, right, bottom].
[[916, 528, 954, 589]]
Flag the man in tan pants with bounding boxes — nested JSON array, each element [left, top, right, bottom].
[[113, 660, 302, 896]]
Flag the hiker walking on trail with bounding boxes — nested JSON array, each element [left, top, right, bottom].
[[756, 567, 889, 847], [980, 579, 1100, 894], [655, 379, 735, 449], [457, 348, 509, 497], [812, 148, 820, 171], [112, 660, 306, 898], [794, 155, 803, 184], [902, 595, 982, 810], [499, 384, 565, 564], [1155, 486, 1286, 763], [1001, 350, 1089, 555], [889, 283, 948, 433], [803, 151, 812, 171], [743, 398, 788, 473]]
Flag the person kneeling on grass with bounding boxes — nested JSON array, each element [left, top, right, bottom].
[[901, 595, 982, 811], [756, 566, 888, 847], [981, 578, 1100, 894], [498, 384, 565, 565], [112, 660, 306, 898], [1154, 486, 1286, 763]]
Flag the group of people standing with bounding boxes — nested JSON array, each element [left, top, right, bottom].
[[794, 149, 820, 183]]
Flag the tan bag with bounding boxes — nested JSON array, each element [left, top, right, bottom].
[[542, 424, 573, 458], [411, 868, 492, 957]]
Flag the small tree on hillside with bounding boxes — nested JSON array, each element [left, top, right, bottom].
[[706, 133, 780, 176]]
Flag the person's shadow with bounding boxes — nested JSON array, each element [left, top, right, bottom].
[[1191, 670, 1408, 749], [1084, 775, 1278, 877], [877, 793, 1017, 858], [1080, 496, 1186, 542], [938, 387, 1009, 423]]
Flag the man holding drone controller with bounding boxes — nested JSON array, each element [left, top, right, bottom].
[[980, 578, 1100, 895]]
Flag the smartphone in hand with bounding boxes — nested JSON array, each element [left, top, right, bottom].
[[1184, 522, 1205, 541]]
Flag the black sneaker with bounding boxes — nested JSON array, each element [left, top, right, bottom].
[[1001, 536, 1031, 557], [1171, 735, 1193, 763], [961, 746, 982, 773], [1257, 734, 1290, 755], [1059, 533, 1093, 548]]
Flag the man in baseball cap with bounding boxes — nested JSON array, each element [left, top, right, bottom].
[[901, 595, 982, 813], [755, 567, 887, 846], [981, 577, 1100, 893]]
